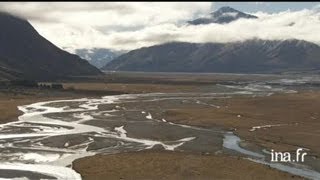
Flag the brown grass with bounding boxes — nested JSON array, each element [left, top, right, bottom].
[[73, 150, 299, 180]]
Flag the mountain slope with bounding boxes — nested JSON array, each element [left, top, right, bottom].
[[0, 12, 101, 80], [188, 6, 258, 25], [103, 39, 320, 73]]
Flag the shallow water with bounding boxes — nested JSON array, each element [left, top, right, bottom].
[[0, 94, 223, 179]]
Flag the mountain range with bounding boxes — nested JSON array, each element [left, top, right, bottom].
[[103, 39, 320, 73], [0, 12, 101, 81]]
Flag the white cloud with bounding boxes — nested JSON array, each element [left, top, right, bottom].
[[1, 2, 320, 52], [0, 2, 211, 26], [0, 2, 212, 52]]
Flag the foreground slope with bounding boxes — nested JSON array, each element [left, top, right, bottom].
[[0, 12, 101, 80]]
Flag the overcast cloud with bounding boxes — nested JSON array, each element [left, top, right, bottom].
[[0, 2, 320, 52]]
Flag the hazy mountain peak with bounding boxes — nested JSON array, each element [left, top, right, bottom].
[[75, 48, 125, 69], [212, 6, 239, 14]]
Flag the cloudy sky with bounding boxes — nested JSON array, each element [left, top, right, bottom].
[[0, 2, 320, 53]]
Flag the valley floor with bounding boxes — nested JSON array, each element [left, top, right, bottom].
[[1, 73, 320, 179]]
